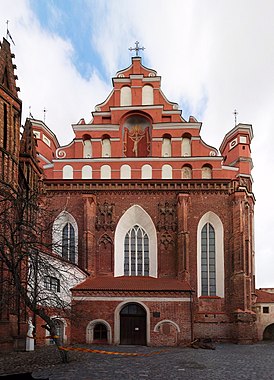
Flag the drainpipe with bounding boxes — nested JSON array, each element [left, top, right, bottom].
[[189, 291, 194, 342]]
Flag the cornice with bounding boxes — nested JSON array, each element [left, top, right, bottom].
[[44, 179, 238, 194]]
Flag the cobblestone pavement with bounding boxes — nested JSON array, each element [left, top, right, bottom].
[[1, 342, 274, 380]]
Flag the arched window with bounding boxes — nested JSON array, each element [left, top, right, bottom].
[[201, 223, 216, 296], [101, 165, 111, 179], [182, 135, 191, 156], [62, 222, 76, 263], [141, 164, 152, 179], [63, 165, 73, 179], [162, 164, 172, 179], [52, 211, 78, 264], [83, 135, 92, 158], [82, 165, 92, 179], [181, 165, 192, 179], [162, 135, 172, 157], [202, 165, 212, 179], [124, 225, 149, 276], [114, 205, 157, 277], [102, 136, 111, 157], [142, 85, 153, 105], [197, 212, 224, 297], [120, 164, 131, 179], [120, 86, 132, 106]]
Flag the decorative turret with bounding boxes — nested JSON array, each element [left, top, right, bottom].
[[219, 123, 253, 176]]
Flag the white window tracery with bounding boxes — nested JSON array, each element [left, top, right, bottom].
[[124, 225, 149, 276], [114, 205, 157, 277]]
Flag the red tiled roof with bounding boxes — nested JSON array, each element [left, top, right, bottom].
[[256, 289, 274, 303], [73, 276, 193, 292]]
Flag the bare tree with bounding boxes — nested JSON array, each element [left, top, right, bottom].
[[0, 182, 85, 363]]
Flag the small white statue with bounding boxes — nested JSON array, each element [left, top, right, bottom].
[[26, 317, 34, 351]]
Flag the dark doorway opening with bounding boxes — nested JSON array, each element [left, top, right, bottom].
[[263, 324, 274, 340], [120, 303, 146, 345], [93, 323, 108, 342]]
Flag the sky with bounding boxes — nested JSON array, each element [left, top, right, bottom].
[[1, 0, 273, 288]]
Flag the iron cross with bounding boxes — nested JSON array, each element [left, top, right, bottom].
[[129, 41, 145, 57]]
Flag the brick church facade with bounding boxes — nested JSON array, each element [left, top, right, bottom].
[[0, 38, 258, 349]]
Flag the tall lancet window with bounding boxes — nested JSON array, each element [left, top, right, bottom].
[[124, 225, 149, 276], [201, 223, 216, 296], [62, 222, 76, 263]]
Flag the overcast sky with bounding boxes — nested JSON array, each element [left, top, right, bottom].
[[1, 0, 273, 288]]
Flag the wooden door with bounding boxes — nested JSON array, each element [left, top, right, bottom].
[[120, 304, 146, 345]]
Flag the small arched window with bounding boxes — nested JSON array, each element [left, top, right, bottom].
[[62, 222, 76, 263], [162, 134, 172, 157], [202, 165, 212, 179], [101, 165, 111, 179], [162, 164, 172, 179], [142, 85, 154, 105], [182, 134, 191, 156], [102, 136, 111, 157], [182, 165, 192, 179], [120, 86, 132, 106], [124, 225, 149, 276], [141, 164, 152, 179], [120, 164, 131, 179], [82, 165, 92, 179], [63, 165, 73, 179]]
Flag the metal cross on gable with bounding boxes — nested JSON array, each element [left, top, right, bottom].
[[233, 109, 238, 126], [129, 41, 145, 57]]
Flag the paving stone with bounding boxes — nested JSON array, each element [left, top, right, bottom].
[[1, 342, 274, 379]]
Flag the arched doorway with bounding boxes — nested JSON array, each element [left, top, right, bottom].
[[263, 324, 274, 340], [120, 303, 146, 345], [50, 319, 64, 344], [93, 323, 108, 343]]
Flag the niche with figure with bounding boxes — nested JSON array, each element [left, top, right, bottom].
[[123, 115, 151, 157]]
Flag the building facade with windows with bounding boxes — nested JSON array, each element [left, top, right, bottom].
[[254, 289, 274, 341], [30, 56, 257, 346], [0, 38, 258, 348]]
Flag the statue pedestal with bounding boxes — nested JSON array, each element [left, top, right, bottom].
[[26, 336, 34, 351]]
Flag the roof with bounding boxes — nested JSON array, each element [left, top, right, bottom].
[[72, 276, 193, 292], [256, 289, 274, 303]]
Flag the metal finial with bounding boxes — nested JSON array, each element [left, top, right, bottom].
[[29, 106, 34, 119], [43, 107, 47, 123], [129, 41, 145, 57], [233, 109, 238, 126], [6, 20, 15, 45], [6, 20, 9, 38]]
